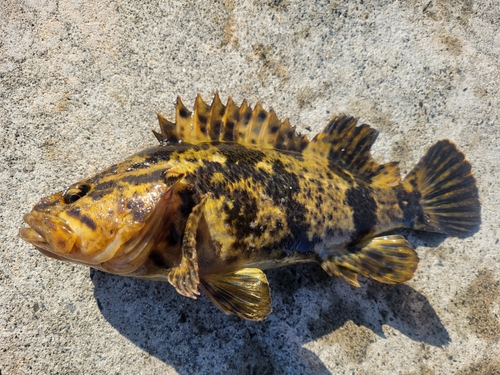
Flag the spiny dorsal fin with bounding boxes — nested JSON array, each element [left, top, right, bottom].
[[154, 95, 400, 184], [304, 116, 401, 186], [153, 92, 307, 152]]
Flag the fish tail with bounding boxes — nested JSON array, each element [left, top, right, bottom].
[[402, 140, 480, 237]]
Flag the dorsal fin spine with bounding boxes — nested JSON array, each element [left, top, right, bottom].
[[208, 91, 226, 141], [258, 109, 280, 146], [222, 97, 240, 141], [175, 96, 192, 140], [248, 103, 266, 144], [236, 100, 252, 141], [193, 94, 210, 141], [274, 119, 293, 150], [157, 112, 178, 143]]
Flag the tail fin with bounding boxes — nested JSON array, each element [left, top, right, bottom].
[[403, 140, 480, 237]]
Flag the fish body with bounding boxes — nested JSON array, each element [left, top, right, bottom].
[[20, 93, 480, 320]]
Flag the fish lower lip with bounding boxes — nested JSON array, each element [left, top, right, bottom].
[[21, 213, 48, 242], [19, 226, 46, 243], [19, 226, 61, 256], [20, 212, 77, 255], [19, 226, 67, 261]]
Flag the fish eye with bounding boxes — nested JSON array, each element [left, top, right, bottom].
[[63, 184, 91, 204]]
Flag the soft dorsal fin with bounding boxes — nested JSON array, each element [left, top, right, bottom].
[[304, 116, 401, 186], [153, 92, 308, 152]]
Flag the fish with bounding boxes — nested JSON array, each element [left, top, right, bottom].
[[19, 92, 481, 321]]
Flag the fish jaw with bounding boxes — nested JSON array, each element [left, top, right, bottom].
[[19, 207, 148, 268], [20, 212, 77, 255]]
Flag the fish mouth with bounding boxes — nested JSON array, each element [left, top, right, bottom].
[[20, 212, 78, 258], [19, 198, 171, 274], [19, 185, 178, 275]]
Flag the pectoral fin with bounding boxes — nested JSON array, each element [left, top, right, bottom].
[[200, 268, 272, 321], [322, 235, 419, 287], [167, 194, 208, 299]]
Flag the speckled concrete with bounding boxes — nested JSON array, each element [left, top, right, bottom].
[[1, 1, 499, 374]]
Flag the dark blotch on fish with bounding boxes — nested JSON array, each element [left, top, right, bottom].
[[215, 143, 266, 165], [67, 207, 97, 230], [345, 185, 377, 241], [396, 185, 423, 229], [223, 188, 259, 241], [88, 181, 118, 201], [121, 170, 165, 186]]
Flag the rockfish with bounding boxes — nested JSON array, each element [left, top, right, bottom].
[[20, 93, 480, 321]]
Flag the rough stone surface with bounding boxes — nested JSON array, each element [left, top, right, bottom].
[[1, 1, 499, 374]]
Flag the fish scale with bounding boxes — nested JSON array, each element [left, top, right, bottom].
[[20, 92, 480, 321]]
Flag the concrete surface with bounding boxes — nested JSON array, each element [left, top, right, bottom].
[[1, 1, 499, 374]]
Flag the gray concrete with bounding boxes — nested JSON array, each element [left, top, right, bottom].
[[1, 1, 499, 374]]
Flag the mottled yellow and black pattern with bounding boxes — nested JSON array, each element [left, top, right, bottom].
[[20, 93, 481, 321]]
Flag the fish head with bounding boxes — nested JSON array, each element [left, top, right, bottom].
[[19, 152, 185, 274]]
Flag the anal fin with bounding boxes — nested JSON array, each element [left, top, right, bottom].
[[200, 268, 272, 321], [322, 261, 361, 287], [322, 235, 419, 285]]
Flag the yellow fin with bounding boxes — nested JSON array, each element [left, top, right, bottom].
[[155, 95, 401, 184], [175, 96, 192, 141], [304, 116, 401, 186], [322, 261, 360, 287], [200, 268, 272, 321], [235, 99, 252, 141], [153, 112, 179, 143], [403, 140, 480, 237], [207, 91, 226, 141], [167, 194, 209, 299], [221, 97, 240, 141], [322, 235, 419, 285], [152, 93, 308, 152], [193, 93, 211, 140], [246, 102, 268, 145]]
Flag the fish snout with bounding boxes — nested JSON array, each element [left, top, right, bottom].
[[20, 211, 77, 256]]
